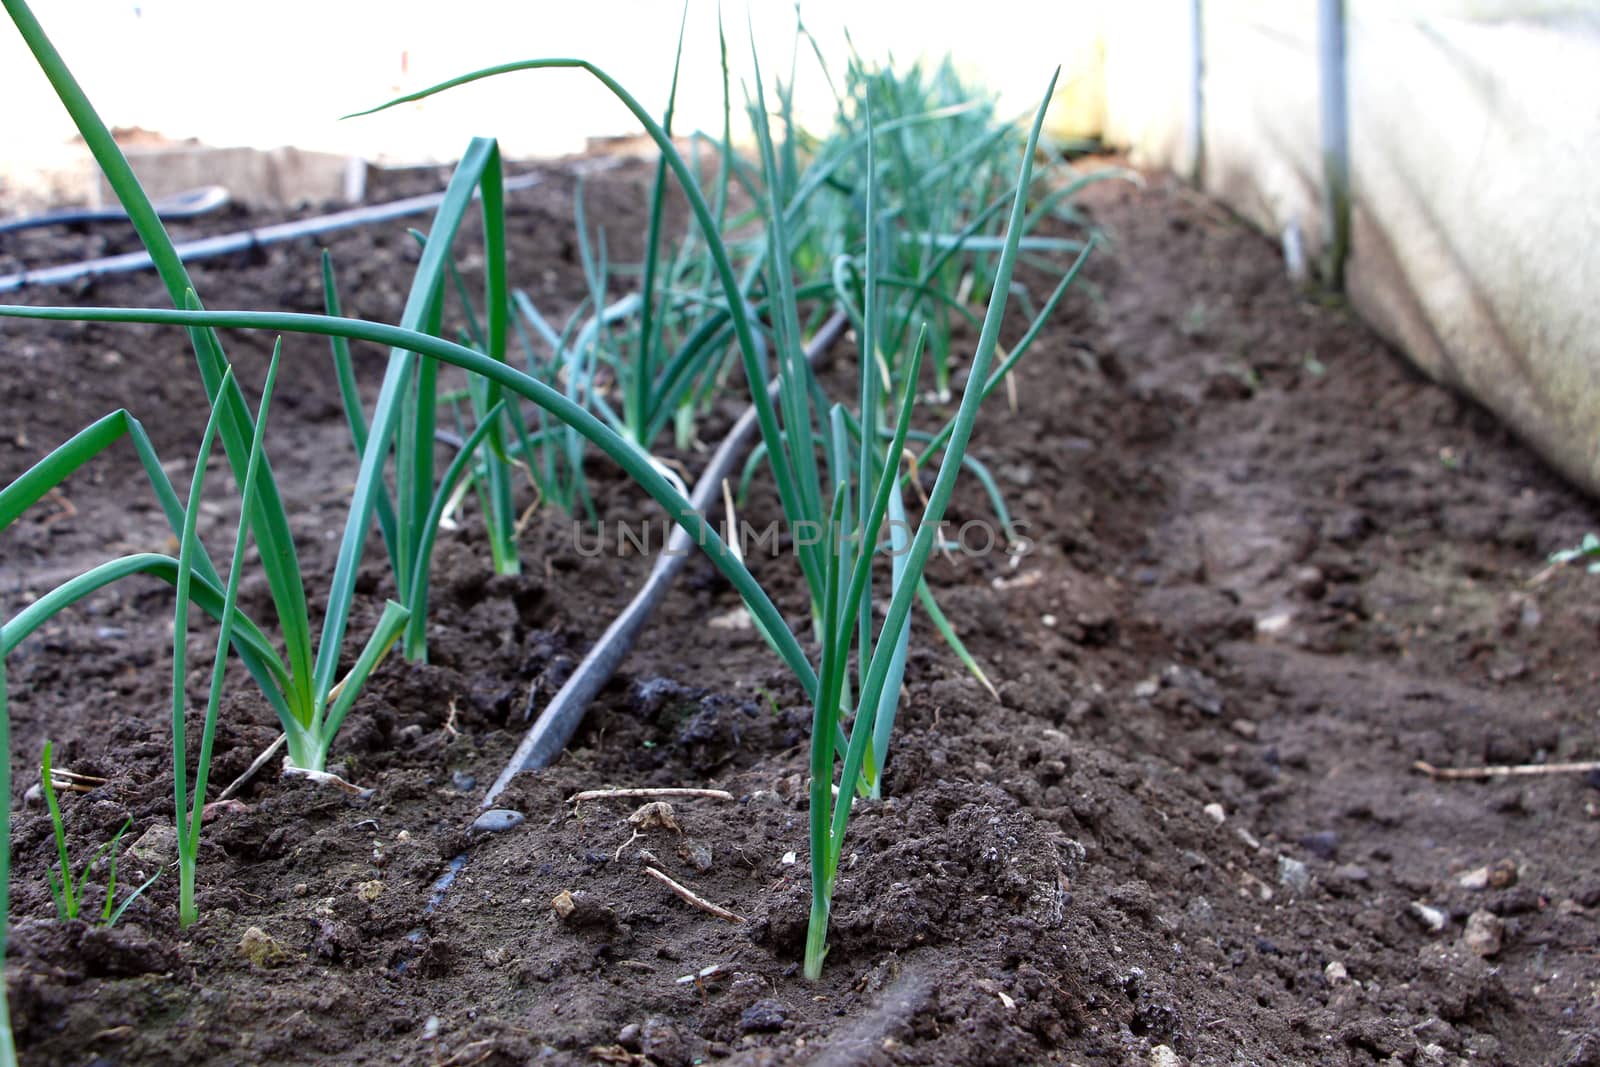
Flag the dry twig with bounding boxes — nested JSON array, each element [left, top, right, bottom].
[[642, 866, 745, 923], [1413, 758, 1600, 781], [217, 734, 286, 801], [568, 787, 734, 804]]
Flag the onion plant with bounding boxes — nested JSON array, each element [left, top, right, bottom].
[[2, 0, 531, 767], [169, 357, 277, 926], [0, 9, 1080, 977], [0, 632, 15, 1067], [318, 138, 524, 657], [40, 743, 155, 926]]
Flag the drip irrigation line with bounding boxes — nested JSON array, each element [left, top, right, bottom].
[[0, 184, 231, 235], [479, 307, 850, 809], [0, 173, 545, 294]]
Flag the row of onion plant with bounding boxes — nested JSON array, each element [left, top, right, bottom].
[[0, 1, 1089, 984]]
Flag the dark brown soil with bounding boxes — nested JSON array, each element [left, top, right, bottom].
[[2, 157, 1598, 1067]]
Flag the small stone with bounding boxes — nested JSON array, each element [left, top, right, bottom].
[[708, 608, 753, 631], [292, 883, 309, 897], [1203, 803, 1227, 825], [355, 880, 384, 903], [1278, 856, 1312, 895], [1134, 677, 1161, 699], [1488, 858, 1519, 889], [1229, 719, 1258, 739], [679, 841, 713, 873], [629, 801, 681, 833], [1410, 901, 1448, 933], [1463, 909, 1504, 957], [1150, 1045, 1184, 1067], [470, 808, 525, 835], [1293, 566, 1327, 600], [125, 823, 178, 869], [640, 1017, 690, 1067], [739, 1000, 789, 1034], [450, 770, 477, 792], [1458, 866, 1491, 891], [238, 926, 294, 967], [617, 1023, 642, 1050], [551, 889, 617, 928], [1298, 831, 1339, 861], [1333, 863, 1370, 884], [1255, 610, 1294, 637], [421, 1016, 441, 1040], [1162, 664, 1224, 716], [1324, 960, 1348, 984]]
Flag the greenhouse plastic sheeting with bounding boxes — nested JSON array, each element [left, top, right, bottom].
[[1097, 0, 1600, 496]]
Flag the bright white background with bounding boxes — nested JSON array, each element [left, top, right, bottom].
[[1, 1, 1102, 162]]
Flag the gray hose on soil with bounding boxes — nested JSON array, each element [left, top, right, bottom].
[[479, 307, 850, 808], [0, 173, 545, 293], [0, 184, 232, 235]]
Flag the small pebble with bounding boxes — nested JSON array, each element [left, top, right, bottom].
[[1324, 960, 1348, 984], [1229, 719, 1258, 739], [739, 1000, 790, 1034], [551, 889, 617, 928], [1333, 863, 1370, 884], [1463, 909, 1504, 957], [1410, 901, 1448, 933], [125, 823, 178, 868], [1255, 610, 1293, 637], [1458, 858, 1517, 892], [641, 1018, 689, 1067], [1202, 803, 1227, 825], [450, 770, 477, 792], [1150, 1045, 1184, 1067], [629, 801, 681, 832], [1293, 566, 1327, 600], [679, 841, 713, 873], [1298, 831, 1339, 861], [238, 926, 294, 967], [470, 808, 525, 835], [1278, 856, 1312, 895]]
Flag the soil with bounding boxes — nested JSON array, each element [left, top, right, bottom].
[[2, 156, 1598, 1067]]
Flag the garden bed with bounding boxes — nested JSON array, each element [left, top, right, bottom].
[[2, 158, 1598, 1066]]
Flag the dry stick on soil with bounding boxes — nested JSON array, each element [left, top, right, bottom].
[[642, 866, 746, 923], [568, 787, 735, 804], [479, 310, 849, 807], [216, 734, 286, 801], [1413, 759, 1600, 781]]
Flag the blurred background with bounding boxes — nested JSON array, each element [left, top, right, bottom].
[[4, 0, 1598, 495]]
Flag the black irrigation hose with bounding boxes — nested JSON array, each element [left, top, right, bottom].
[[0, 173, 546, 293], [0, 184, 230, 235], [478, 307, 850, 808]]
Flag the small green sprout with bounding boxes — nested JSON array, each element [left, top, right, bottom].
[[40, 743, 158, 927], [1550, 533, 1600, 574]]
